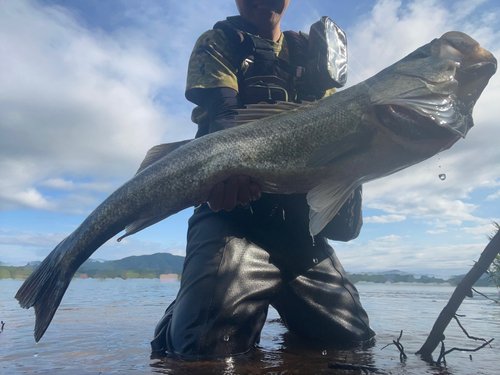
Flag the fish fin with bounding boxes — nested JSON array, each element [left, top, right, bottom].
[[117, 214, 170, 242], [15, 239, 73, 342], [234, 101, 305, 126], [306, 131, 374, 168], [135, 140, 192, 176], [307, 179, 358, 237]]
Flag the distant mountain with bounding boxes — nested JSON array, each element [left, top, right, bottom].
[[77, 252, 185, 274], [346, 270, 497, 286], [2, 254, 497, 285]]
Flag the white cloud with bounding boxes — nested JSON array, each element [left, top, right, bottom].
[[0, 0, 238, 213], [376, 235, 402, 242], [365, 214, 406, 223], [38, 178, 114, 193], [486, 190, 500, 201], [461, 223, 499, 235], [334, 235, 488, 278], [0, 0, 174, 211], [426, 219, 463, 228], [0, 228, 67, 248], [427, 229, 447, 234]]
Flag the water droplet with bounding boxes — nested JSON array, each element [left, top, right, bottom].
[[313, 258, 319, 264], [224, 335, 230, 342], [439, 174, 446, 180], [322, 350, 327, 356]]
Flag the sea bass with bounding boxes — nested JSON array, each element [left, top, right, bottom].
[[16, 32, 496, 342]]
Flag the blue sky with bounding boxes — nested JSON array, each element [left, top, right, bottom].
[[0, 0, 499, 278]]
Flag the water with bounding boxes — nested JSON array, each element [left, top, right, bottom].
[[1, 279, 499, 374]]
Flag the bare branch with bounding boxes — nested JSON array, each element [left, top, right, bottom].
[[381, 330, 407, 362], [471, 287, 499, 303], [417, 231, 500, 357], [441, 338, 495, 362], [453, 315, 492, 345]]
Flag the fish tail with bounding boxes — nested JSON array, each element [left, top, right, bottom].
[[15, 244, 72, 342]]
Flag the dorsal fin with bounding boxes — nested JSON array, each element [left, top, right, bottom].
[[234, 101, 305, 126], [135, 140, 192, 176]]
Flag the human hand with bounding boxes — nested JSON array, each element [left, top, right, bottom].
[[207, 175, 261, 212]]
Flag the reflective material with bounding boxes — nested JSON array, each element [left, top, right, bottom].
[[307, 16, 348, 89], [324, 18, 348, 87]]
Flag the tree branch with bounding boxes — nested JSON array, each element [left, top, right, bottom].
[[417, 230, 500, 357]]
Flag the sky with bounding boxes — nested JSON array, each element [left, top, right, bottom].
[[0, 0, 499, 278]]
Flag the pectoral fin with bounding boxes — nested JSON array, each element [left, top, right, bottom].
[[135, 140, 192, 175], [307, 179, 358, 237]]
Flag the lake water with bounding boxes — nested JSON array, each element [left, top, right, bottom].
[[1, 278, 499, 374]]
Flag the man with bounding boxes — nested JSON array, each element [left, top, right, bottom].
[[151, 0, 374, 360]]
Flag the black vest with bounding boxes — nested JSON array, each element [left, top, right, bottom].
[[213, 16, 328, 105]]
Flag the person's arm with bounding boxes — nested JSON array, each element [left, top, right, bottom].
[[186, 87, 242, 134]]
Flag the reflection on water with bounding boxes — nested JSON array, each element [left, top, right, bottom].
[[1, 279, 499, 374]]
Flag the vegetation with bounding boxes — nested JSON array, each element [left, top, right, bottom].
[[347, 273, 448, 284], [0, 253, 185, 280], [486, 221, 500, 288]]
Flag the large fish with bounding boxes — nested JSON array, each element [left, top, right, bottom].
[[16, 32, 496, 342]]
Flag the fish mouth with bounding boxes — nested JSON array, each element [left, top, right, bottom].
[[375, 104, 453, 141]]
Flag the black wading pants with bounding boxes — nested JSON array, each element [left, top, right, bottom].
[[151, 196, 374, 360]]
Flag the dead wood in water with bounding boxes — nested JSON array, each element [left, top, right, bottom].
[[381, 330, 407, 362], [436, 338, 494, 365], [417, 230, 500, 357]]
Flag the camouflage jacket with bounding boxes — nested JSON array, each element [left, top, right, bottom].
[[185, 24, 335, 118]]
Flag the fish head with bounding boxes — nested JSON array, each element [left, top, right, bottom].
[[366, 31, 496, 150]]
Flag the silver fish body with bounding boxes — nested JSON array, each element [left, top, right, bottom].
[[16, 32, 496, 342]]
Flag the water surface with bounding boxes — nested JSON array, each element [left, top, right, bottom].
[[1, 279, 499, 374]]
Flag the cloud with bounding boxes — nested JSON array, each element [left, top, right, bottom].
[[0, 228, 67, 248], [376, 235, 402, 242], [0, 0, 237, 213], [0, 0, 173, 211], [426, 229, 448, 234], [460, 223, 499, 235], [334, 235, 487, 278], [364, 214, 406, 223], [486, 190, 500, 201], [39, 178, 114, 193]]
